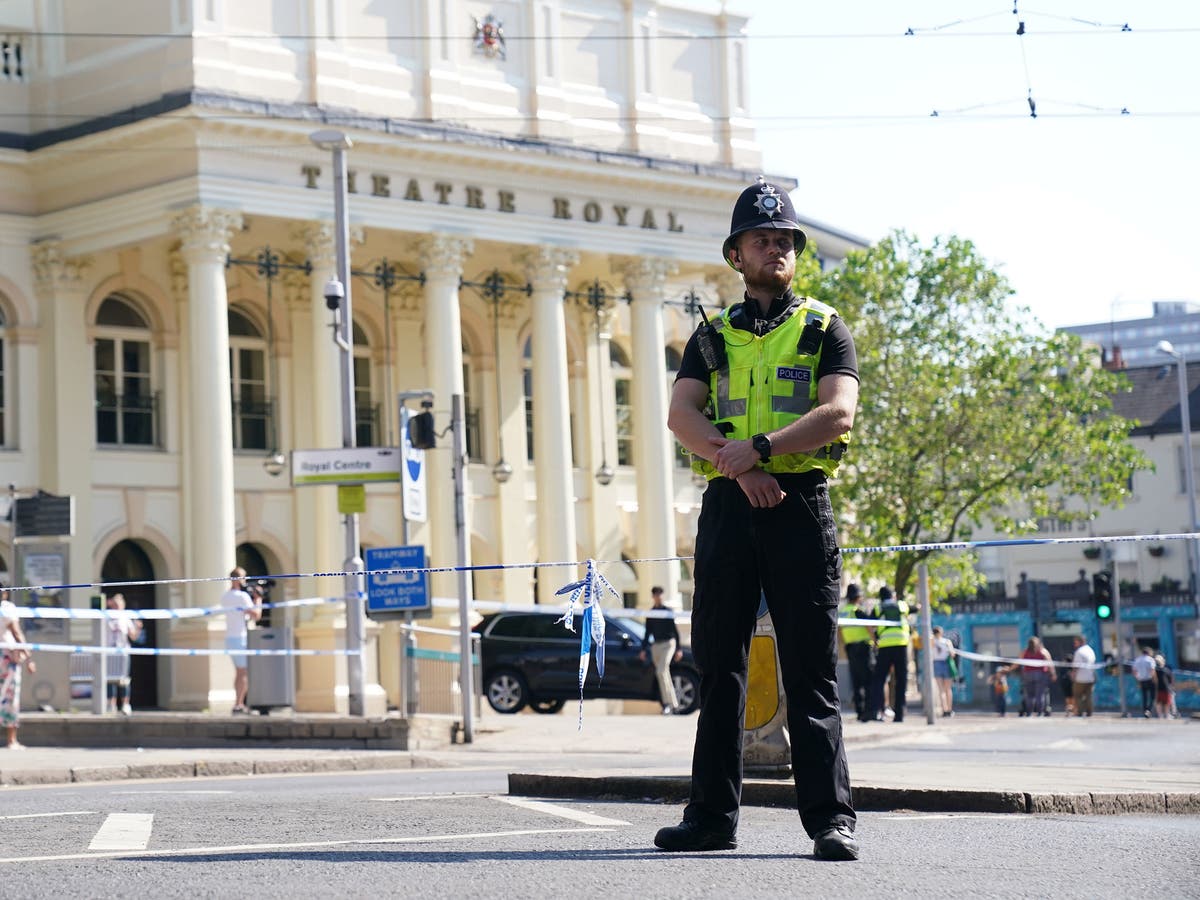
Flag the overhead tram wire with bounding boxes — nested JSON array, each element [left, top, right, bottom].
[[20, 24, 1200, 41]]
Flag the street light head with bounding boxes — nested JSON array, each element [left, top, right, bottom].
[[323, 277, 345, 310], [492, 459, 513, 484], [594, 464, 615, 486], [310, 129, 352, 151], [1157, 339, 1178, 358], [263, 451, 287, 477]]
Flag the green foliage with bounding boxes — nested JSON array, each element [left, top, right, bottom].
[[805, 231, 1151, 601]]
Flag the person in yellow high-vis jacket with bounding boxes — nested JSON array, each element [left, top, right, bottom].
[[869, 586, 911, 722], [839, 584, 875, 723], [658, 178, 860, 862]]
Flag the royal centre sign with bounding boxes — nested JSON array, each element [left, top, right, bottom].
[[290, 447, 401, 486]]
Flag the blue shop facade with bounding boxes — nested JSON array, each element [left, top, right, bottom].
[[931, 588, 1199, 713]]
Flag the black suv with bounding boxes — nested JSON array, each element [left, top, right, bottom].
[[473, 610, 700, 715]]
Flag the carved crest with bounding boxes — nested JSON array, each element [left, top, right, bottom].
[[473, 14, 507, 60]]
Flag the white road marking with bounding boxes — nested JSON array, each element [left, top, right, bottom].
[[0, 827, 609, 864], [88, 813, 155, 851], [0, 812, 95, 821], [495, 796, 630, 826], [880, 814, 1003, 821], [372, 793, 489, 802]]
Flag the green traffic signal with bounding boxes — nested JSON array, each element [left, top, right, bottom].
[[1096, 603, 1113, 620]]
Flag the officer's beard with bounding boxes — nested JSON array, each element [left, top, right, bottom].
[[742, 265, 793, 299]]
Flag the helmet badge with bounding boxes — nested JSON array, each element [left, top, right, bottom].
[[753, 183, 782, 218]]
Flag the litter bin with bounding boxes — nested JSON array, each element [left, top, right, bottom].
[[246, 627, 295, 711]]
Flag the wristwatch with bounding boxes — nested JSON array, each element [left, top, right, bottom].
[[751, 433, 772, 464]]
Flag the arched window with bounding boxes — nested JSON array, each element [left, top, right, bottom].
[[523, 336, 534, 461], [95, 296, 156, 447], [0, 305, 7, 447], [611, 342, 633, 467], [352, 321, 376, 447], [665, 345, 689, 468], [463, 339, 480, 462], [229, 308, 269, 451]]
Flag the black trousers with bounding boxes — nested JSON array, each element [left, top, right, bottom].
[[685, 474, 855, 839], [872, 645, 908, 722], [845, 641, 874, 722]]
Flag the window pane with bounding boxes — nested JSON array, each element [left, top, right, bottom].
[[95, 338, 115, 374], [122, 340, 150, 375], [96, 296, 147, 328]]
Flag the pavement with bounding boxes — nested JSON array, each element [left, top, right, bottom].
[[2, 704, 1197, 816]]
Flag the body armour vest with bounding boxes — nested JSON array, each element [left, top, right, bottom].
[[691, 297, 851, 481], [875, 601, 911, 648], [840, 603, 871, 645]]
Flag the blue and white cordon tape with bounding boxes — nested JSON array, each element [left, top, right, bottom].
[[554, 558, 620, 729]]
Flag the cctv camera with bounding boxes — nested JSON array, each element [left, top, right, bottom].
[[323, 277, 345, 311]]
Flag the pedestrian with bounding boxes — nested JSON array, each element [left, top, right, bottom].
[[104, 593, 142, 715], [930, 626, 955, 718], [1057, 655, 1076, 716], [662, 178, 860, 860], [838, 584, 874, 723], [1, 589, 36, 750], [1131, 647, 1157, 718], [870, 587, 910, 723], [1069, 635, 1096, 717], [638, 586, 683, 715], [1018, 636, 1053, 717], [989, 664, 1009, 716], [220, 568, 262, 714], [1154, 654, 1176, 720]]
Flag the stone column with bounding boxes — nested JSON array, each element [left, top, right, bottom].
[[174, 206, 243, 596], [31, 241, 93, 595], [616, 256, 680, 606], [414, 234, 474, 600], [488, 294, 536, 605], [170, 205, 242, 710], [520, 247, 580, 604], [294, 223, 345, 604], [575, 297, 619, 569]]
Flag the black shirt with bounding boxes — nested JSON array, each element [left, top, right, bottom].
[[643, 609, 681, 649], [675, 287, 859, 385]]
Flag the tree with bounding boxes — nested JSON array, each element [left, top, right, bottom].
[[811, 231, 1150, 602]]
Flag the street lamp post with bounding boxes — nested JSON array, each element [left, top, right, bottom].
[[1157, 340, 1199, 600], [310, 128, 366, 716]]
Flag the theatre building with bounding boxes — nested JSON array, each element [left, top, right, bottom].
[[0, 2, 865, 712]]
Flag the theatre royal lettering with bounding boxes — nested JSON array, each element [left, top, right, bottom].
[[300, 166, 684, 232]]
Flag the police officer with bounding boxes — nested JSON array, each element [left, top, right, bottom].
[[839, 584, 875, 723], [660, 178, 860, 861], [869, 586, 910, 722]]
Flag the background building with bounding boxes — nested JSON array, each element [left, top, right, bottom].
[[0, 2, 866, 713]]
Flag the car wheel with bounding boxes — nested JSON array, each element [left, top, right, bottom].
[[485, 669, 529, 714], [530, 698, 566, 715], [672, 669, 700, 714]]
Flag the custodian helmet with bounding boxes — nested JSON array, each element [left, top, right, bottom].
[[722, 177, 807, 269]]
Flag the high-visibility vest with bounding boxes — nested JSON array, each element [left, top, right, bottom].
[[691, 297, 851, 481], [840, 603, 871, 644], [875, 600, 911, 648]]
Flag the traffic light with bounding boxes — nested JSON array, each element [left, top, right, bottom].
[[1092, 571, 1113, 620]]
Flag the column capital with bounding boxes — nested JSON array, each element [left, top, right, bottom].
[[706, 267, 745, 306], [293, 221, 366, 275], [294, 221, 339, 270], [172, 205, 244, 268], [414, 233, 474, 280], [31, 239, 92, 296], [519, 246, 579, 293], [613, 256, 678, 302]]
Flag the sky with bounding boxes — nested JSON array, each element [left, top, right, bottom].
[[744, 1, 1200, 331]]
